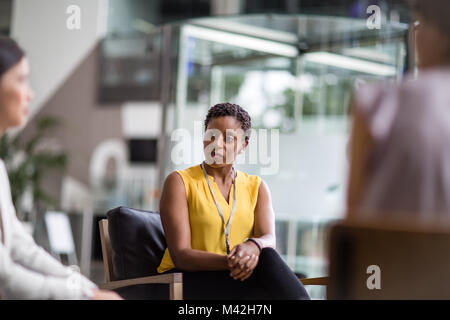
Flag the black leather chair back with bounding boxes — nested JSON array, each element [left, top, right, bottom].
[[107, 206, 169, 299], [107, 206, 167, 280]]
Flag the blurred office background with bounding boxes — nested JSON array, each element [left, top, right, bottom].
[[0, 0, 414, 299]]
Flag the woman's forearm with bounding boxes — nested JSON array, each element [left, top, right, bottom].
[[173, 248, 229, 272]]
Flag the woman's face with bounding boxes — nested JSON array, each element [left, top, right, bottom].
[[0, 57, 33, 132], [203, 116, 248, 167], [414, 13, 450, 69]]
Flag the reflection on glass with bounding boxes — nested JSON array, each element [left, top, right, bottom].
[[99, 32, 163, 102]]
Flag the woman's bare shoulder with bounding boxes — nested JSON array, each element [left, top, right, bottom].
[[163, 171, 184, 190]]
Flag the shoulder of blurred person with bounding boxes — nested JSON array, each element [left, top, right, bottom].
[[354, 67, 450, 141], [350, 67, 450, 220]]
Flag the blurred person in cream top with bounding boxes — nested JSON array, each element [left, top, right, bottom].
[[347, 0, 450, 222]]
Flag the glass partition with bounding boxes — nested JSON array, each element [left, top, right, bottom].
[[96, 14, 408, 298], [98, 32, 163, 102], [160, 14, 408, 299], [157, 14, 409, 299]]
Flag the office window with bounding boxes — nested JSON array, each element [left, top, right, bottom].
[[128, 139, 158, 164], [106, 0, 211, 36], [0, 0, 12, 35]]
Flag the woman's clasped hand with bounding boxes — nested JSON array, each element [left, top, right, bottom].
[[227, 240, 261, 281]]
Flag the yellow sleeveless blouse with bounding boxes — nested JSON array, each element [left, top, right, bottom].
[[157, 164, 262, 273]]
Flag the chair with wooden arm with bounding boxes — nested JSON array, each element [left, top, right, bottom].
[[98, 207, 183, 300], [299, 276, 329, 286], [99, 217, 182, 300], [99, 206, 328, 300]]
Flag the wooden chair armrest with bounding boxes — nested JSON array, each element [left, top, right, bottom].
[[299, 276, 329, 286], [100, 273, 182, 291]]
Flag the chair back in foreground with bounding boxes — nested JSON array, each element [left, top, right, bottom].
[[327, 220, 450, 299]]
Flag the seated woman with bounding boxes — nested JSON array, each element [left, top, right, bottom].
[[157, 102, 309, 300]]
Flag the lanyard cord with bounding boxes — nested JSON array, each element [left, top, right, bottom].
[[200, 162, 236, 254]]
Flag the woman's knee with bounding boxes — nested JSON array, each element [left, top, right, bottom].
[[258, 247, 293, 273], [259, 247, 281, 263], [261, 247, 277, 255]]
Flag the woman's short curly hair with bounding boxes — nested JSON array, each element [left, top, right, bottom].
[[204, 103, 252, 141]]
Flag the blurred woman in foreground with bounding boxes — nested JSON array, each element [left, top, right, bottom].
[[0, 36, 121, 300]]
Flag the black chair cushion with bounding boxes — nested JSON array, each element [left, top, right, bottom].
[[107, 206, 167, 281]]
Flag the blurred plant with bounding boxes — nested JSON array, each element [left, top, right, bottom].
[[224, 73, 245, 102], [274, 88, 296, 119], [302, 78, 353, 116], [0, 116, 68, 220]]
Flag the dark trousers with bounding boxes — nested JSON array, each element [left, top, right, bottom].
[[165, 247, 310, 300]]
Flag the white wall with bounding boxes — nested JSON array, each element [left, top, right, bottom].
[[10, 0, 108, 124]]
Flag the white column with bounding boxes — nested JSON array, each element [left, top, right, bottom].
[[10, 0, 108, 125]]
